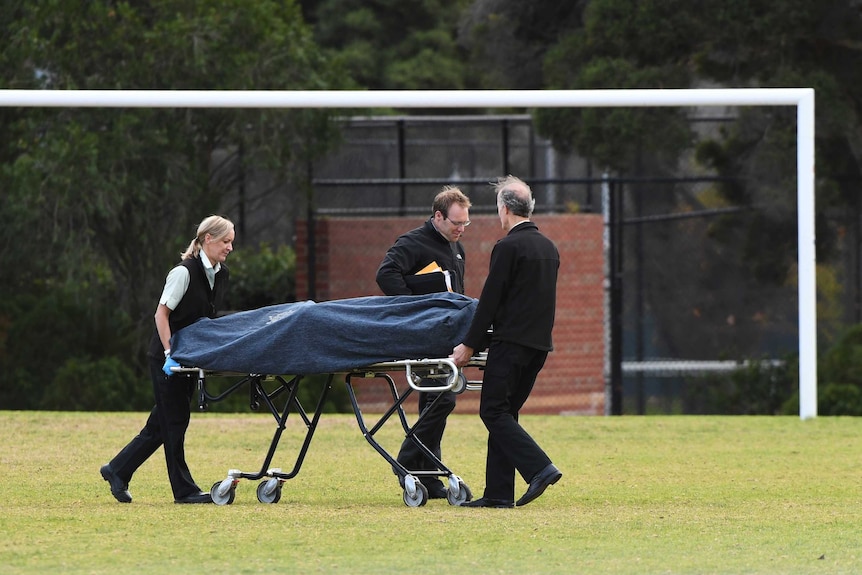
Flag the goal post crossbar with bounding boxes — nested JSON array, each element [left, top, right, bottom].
[[0, 88, 816, 419]]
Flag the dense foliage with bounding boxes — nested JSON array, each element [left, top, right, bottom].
[[0, 0, 348, 410], [301, 0, 473, 91], [3, 0, 862, 412]]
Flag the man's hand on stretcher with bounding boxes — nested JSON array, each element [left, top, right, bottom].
[[451, 343, 474, 368]]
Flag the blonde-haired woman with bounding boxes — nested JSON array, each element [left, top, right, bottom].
[[101, 215, 235, 504]]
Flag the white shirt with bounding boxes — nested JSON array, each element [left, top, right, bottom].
[[158, 252, 220, 310]]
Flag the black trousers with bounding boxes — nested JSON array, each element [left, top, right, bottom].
[[109, 356, 201, 500], [396, 382, 456, 487], [478, 340, 552, 501]]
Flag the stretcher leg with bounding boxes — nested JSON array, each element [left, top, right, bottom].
[[344, 372, 472, 506], [189, 355, 484, 507], [201, 373, 333, 505]]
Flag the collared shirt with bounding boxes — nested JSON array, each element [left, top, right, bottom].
[[159, 252, 220, 310]]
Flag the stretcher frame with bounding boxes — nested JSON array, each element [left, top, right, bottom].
[[173, 353, 485, 507]]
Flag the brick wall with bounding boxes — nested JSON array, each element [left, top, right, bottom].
[[295, 214, 605, 415]]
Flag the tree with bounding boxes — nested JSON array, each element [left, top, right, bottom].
[[301, 0, 473, 91], [459, 0, 586, 90], [474, 0, 862, 361], [0, 0, 349, 409]]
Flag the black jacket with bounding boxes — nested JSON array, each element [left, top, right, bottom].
[[376, 218, 465, 295], [463, 221, 559, 352]]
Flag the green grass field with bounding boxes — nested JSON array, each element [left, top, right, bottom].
[[0, 410, 859, 574]]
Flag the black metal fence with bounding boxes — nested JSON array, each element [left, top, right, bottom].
[[231, 114, 829, 414]]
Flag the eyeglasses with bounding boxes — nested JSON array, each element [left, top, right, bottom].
[[445, 217, 471, 228]]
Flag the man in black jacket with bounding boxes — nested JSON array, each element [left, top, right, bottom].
[[451, 176, 562, 508], [376, 186, 471, 499]]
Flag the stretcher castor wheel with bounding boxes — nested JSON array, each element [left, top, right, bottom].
[[403, 483, 428, 507], [402, 475, 428, 507], [451, 371, 468, 394], [211, 478, 237, 506], [256, 478, 283, 504], [446, 476, 473, 506]]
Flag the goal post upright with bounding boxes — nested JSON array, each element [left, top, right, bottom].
[[796, 90, 816, 420], [0, 87, 817, 419]]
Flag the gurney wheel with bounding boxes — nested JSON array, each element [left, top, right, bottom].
[[210, 480, 236, 506], [402, 481, 428, 507], [451, 372, 468, 394], [446, 480, 473, 506], [256, 479, 282, 504]]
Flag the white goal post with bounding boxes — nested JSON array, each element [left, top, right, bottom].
[[0, 88, 817, 419]]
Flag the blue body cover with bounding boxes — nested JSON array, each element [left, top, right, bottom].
[[170, 292, 477, 375]]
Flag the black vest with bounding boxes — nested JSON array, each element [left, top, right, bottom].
[[149, 256, 230, 357]]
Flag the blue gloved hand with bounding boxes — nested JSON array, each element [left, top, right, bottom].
[[162, 355, 181, 376]]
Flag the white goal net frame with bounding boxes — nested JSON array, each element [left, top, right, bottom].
[[0, 88, 817, 419]]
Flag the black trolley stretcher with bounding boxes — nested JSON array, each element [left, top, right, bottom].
[[169, 292, 485, 507]]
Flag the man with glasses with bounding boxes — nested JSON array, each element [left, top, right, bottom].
[[376, 186, 472, 500]]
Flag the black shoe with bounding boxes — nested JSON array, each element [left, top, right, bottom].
[[424, 482, 448, 499], [516, 463, 562, 507], [459, 497, 514, 508], [100, 464, 132, 503], [174, 491, 213, 504]]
